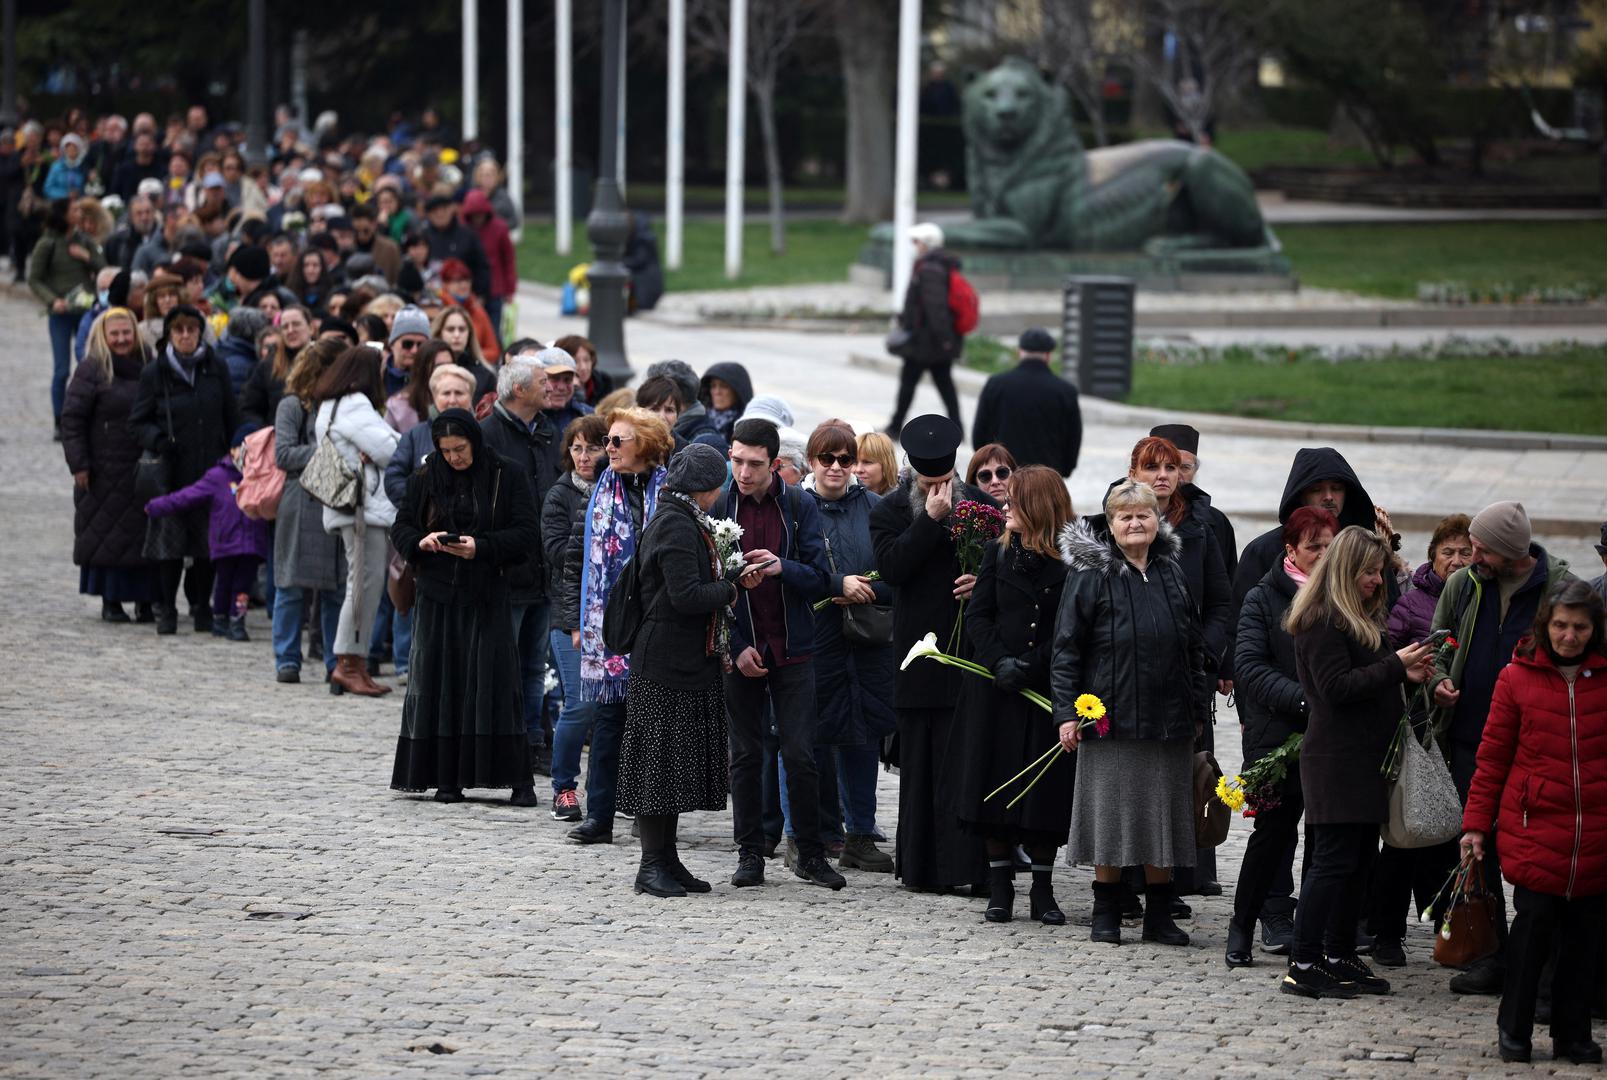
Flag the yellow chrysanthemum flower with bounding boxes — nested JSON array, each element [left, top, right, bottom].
[[1215, 775, 1246, 812], [1074, 693, 1106, 721]]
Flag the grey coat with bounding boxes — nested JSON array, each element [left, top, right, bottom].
[[273, 395, 345, 591]]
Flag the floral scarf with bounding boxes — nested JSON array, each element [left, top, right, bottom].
[[579, 465, 666, 701]]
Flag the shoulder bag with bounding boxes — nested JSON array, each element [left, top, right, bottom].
[[1194, 751, 1232, 848], [1380, 727, 1463, 849], [822, 534, 893, 647], [300, 398, 360, 511], [133, 375, 174, 505], [1433, 854, 1502, 968]]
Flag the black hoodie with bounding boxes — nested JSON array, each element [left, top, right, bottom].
[[1225, 447, 1380, 680], [697, 361, 754, 442]]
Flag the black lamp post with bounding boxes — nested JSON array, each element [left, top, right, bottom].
[[586, 0, 633, 381], [0, 0, 16, 130], [244, 0, 268, 166]]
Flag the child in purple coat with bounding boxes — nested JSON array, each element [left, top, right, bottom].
[[145, 424, 272, 641]]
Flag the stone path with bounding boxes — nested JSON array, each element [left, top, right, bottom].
[[3, 286, 1601, 1078]]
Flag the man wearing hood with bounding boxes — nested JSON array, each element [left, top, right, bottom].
[[698, 362, 754, 444]]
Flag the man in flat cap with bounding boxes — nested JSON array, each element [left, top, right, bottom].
[[971, 327, 1082, 478]]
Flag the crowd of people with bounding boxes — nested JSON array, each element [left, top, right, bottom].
[[36, 105, 1607, 1066]]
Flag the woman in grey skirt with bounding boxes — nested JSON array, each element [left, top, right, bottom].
[[617, 444, 741, 898], [1052, 480, 1209, 946]]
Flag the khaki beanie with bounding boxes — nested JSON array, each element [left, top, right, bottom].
[[1469, 501, 1531, 560]]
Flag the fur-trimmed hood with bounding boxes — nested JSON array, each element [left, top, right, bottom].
[[1057, 517, 1182, 575]]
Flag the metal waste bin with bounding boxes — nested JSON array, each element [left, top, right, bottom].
[[1061, 276, 1136, 399]]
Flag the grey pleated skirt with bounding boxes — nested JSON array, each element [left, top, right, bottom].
[[1067, 737, 1197, 869]]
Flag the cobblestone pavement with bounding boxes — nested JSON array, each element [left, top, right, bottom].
[[2, 287, 1599, 1079]]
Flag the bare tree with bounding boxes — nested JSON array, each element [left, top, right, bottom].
[[689, 0, 820, 254], [1132, 0, 1260, 143], [1033, 0, 1130, 147]]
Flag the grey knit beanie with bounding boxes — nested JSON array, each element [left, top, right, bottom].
[[665, 443, 730, 494], [1469, 501, 1531, 560]]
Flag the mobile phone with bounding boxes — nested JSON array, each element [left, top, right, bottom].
[[436, 533, 462, 546], [744, 558, 778, 575], [1421, 628, 1452, 648]]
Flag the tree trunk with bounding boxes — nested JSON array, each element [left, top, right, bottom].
[[834, 0, 896, 224], [754, 77, 786, 255]]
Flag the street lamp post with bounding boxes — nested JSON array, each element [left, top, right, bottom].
[[244, 0, 268, 166], [586, 0, 633, 381], [1, 0, 19, 129]]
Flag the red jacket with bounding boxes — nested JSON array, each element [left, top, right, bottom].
[[1463, 647, 1607, 898], [462, 189, 517, 301]]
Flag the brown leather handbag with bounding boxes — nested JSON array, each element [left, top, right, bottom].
[[1194, 751, 1232, 848], [1433, 856, 1502, 969], [386, 545, 416, 617]]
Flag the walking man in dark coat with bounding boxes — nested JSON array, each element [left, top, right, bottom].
[[972, 327, 1082, 477]]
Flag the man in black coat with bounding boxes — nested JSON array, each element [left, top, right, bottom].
[[869, 414, 994, 894], [479, 354, 558, 774], [422, 194, 491, 303], [972, 327, 1083, 477]]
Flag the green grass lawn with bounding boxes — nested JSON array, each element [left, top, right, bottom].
[[1124, 345, 1607, 434]]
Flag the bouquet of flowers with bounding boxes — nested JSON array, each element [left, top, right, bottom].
[[709, 518, 746, 579], [947, 500, 1006, 651], [1216, 733, 1302, 818], [1382, 634, 1459, 778]]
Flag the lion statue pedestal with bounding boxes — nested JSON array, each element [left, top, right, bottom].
[[856, 58, 1293, 292]]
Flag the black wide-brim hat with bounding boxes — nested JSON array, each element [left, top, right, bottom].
[[901, 414, 963, 477]]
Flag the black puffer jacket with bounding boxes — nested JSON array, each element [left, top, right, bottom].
[[1050, 519, 1208, 741], [61, 353, 151, 568], [898, 249, 962, 366], [542, 471, 592, 631], [1234, 560, 1308, 764]]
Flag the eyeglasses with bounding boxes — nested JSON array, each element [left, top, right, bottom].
[[816, 453, 856, 469], [606, 434, 637, 449], [975, 466, 1012, 484]]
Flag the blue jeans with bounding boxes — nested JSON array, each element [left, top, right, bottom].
[[48, 310, 77, 419], [511, 601, 551, 748], [836, 742, 881, 836], [548, 629, 595, 794], [582, 699, 626, 827], [779, 745, 850, 845], [368, 590, 411, 673], [273, 586, 341, 674]]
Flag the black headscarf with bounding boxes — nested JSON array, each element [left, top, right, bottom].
[[424, 407, 494, 532]]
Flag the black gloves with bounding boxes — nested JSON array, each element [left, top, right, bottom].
[[994, 657, 1030, 693]]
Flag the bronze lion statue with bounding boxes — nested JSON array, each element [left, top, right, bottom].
[[948, 58, 1268, 253]]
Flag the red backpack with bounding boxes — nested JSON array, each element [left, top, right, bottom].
[[947, 268, 979, 336]]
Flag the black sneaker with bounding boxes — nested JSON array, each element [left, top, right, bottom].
[[1326, 954, 1390, 994], [794, 854, 847, 891], [1260, 911, 1294, 954], [732, 849, 765, 887], [1448, 956, 1503, 996], [550, 788, 583, 822], [1370, 936, 1406, 967], [1281, 961, 1360, 999], [276, 667, 301, 684]]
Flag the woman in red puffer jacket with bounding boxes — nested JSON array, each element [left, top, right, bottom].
[[1461, 580, 1607, 1066]]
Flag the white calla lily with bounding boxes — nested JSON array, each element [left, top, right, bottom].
[[901, 632, 941, 671]]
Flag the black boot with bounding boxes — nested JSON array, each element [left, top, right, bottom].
[[134, 602, 155, 624], [661, 817, 710, 893], [155, 604, 178, 636], [1226, 917, 1255, 968], [192, 608, 214, 634], [1142, 881, 1191, 946], [634, 849, 688, 898], [1091, 881, 1123, 944], [101, 599, 130, 623], [1029, 864, 1065, 926], [984, 861, 1014, 923]]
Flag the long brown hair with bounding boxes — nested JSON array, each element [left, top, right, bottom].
[[312, 345, 386, 407], [1515, 580, 1606, 661], [284, 338, 347, 404], [1002, 465, 1075, 558], [406, 339, 454, 422]]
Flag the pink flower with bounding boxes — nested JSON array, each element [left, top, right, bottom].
[[603, 655, 627, 676]]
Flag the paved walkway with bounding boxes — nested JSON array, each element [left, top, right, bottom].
[[3, 287, 1601, 1078]]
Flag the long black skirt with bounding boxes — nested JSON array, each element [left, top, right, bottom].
[[391, 592, 531, 792], [617, 671, 728, 816], [894, 705, 987, 892], [952, 678, 1073, 848]]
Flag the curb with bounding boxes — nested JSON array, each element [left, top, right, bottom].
[[846, 351, 1607, 454]]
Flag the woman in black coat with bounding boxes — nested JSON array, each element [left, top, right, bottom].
[[954, 466, 1074, 925], [127, 304, 240, 636], [869, 422, 993, 894], [1282, 525, 1434, 999], [886, 224, 964, 439], [1224, 506, 1337, 968], [1052, 481, 1207, 947], [389, 409, 541, 807], [617, 445, 740, 898], [60, 307, 157, 622]]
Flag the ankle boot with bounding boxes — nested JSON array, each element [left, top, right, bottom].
[[228, 614, 250, 642], [1091, 881, 1124, 943], [350, 654, 391, 696], [330, 655, 389, 697], [101, 598, 130, 623], [134, 602, 155, 624], [1142, 881, 1191, 946], [155, 604, 179, 635], [1029, 865, 1066, 926], [664, 845, 712, 893], [983, 861, 1015, 923], [634, 850, 688, 898]]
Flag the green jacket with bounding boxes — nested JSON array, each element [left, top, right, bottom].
[[27, 229, 105, 309]]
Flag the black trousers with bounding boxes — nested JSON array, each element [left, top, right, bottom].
[[1500, 886, 1606, 1043], [1292, 823, 1377, 964], [1366, 838, 1458, 939], [725, 659, 824, 860], [889, 361, 962, 434], [158, 558, 215, 615], [1233, 768, 1305, 932]]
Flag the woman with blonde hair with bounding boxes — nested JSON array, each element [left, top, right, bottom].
[[852, 431, 898, 496], [60, 307, 157, 621], [1281, 525, 1435, 999], [955, 465, 1076, 923]]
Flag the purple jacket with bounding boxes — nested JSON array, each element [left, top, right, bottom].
[[1385, 561, 1446, 650], [145, 456, 270, 562]]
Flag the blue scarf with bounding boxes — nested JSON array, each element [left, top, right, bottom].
[[578, 465, 666, 702]]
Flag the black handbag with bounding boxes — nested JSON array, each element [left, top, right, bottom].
[[824, 535, 894, 647], [133, 377, 174, 505]]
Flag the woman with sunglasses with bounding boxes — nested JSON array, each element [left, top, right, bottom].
[[966, 444, 1017, 507], [794, 420, 897, 874]]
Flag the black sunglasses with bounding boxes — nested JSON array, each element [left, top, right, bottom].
[[816, 453, 856, 468], [975, 466, 1012, 484]]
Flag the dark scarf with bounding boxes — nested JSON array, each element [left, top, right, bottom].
[[423, 408, 494, 532], [1007, 532, 1045, 577]]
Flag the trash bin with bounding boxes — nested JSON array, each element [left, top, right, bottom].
[[1061, 275, 1136, 400]]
